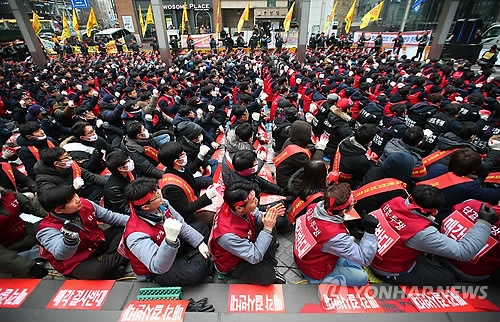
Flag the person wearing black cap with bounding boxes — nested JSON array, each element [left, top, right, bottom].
[[272, 104, 299, 153]]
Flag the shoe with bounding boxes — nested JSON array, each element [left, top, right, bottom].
[[274, 270, 286, 284], [187, 298, 215, 312]]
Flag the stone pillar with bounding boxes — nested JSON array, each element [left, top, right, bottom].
[[7, 0, 47, 67], [151, 0, 172, 64], [296, 0, 311, 63], [428, 0, 460, 60]]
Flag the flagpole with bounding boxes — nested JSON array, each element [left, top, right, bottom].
[[400, 0, 412, 32]]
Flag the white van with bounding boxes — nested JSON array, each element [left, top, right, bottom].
[[94, 28, 136, 44], [480, 23, 500, 65]]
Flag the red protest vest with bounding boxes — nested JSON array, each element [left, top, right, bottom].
[[294, 206, 347, 280], [370, 197, 432, 274], [37, 199, 106, 275], [122, 208, 173, 276], [159, 173, 197, 203], [0, 191, 26, 247], [209, 204, 256, 273], [273, 144, 312, 169], [422, 148, 460, 167], [143, 146, 159, 163], [0, 162, 16, 189], [484, 171, 500, 184], [287, 192, 323, 223], [27, 140, 56, 161], [448, 200, 500, 277], [354, 178, 407, 201], [417, 172, 473, 189], [327, 144, 353, 184]]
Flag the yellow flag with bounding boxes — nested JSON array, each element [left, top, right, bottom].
[[360, 1, 384, 29], [32, 11, 42, 35], [215, 0, 222, 34], [61, 12, 71, 40], [145, 5, 154, 25], [181, 2, 189, 34], [86, 7, 98, 37], [72, 9, 81, 41], [283, 2, 295, 34], [344, 0, 357, 33], [237, 1, 250, 33], [324, 2, 338, 33]]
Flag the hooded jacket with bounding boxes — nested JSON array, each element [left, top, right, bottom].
[[324, 106, 354, 159], [339, 136, 375, 189], [120, 136, 164, 179]]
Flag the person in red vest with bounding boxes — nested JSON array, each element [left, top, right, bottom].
[[122, 177, 213, 286], [294, 182, 379, 285], [275, 120, 328, 195], [419, 149, 500, 224], [209, 181, 286, 285], [158, 142, 219, 225], [36, 185, 129, 279], [441, 199, 500, 284], [0, 187, 48, 278], [369, 184, 498, 286], [16, 121, 58, 179], [0, 162, 38, 193]]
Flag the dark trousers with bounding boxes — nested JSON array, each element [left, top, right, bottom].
[[414, 46, 425, 60], [375, 255, 456, 287], [153, 221, 213, 286], [70, 226, 128, 279], [229, 229, 279, 285]]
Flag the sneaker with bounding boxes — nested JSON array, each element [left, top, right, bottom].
[[274, 270, 286, 284]]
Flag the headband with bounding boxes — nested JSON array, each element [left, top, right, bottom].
[[233, 190, 255, 207], [327, 193, 354, 212], [131, 191, 155, 206]]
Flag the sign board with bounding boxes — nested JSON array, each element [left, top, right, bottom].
[[70, 0, 90, 9], [122, 16, 135, 33], [119, 300, 189, 322], [318, 284, 385, 313], [47, 280, 114, 309], [228, 284, 285, 313], [0, 279, 41, 308], [401, 286, 475, 312]]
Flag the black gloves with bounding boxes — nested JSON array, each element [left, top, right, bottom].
[[478, 203, 499, 225], [362, 211, 380, 234], [187, 298, 215, 312], [60, 220, 80, 245], [28, 262, 48, 279]]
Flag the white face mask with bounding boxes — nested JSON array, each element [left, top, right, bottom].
[[139, 129, 150, 139], [252, 164, 259, 174], [123, 160, 135, 172], [82, 133, 98, 142], [35, 135, 47, 141], [177, 155, 188, 167], [58, 160, 73, 169]]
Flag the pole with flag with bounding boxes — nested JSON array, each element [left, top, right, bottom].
[[143, 4, 154, 37], [181, 2, 189, 35], [283, 2, 295, 36], [32, 11, 42, 35], [138, 5, 145, 37], [86, 7, 98, 37], [323, 1, 338, 33], [72, 9, 81, 41], [344, 0, 357, 34], [61, 12, 71, 41], [360, 1, 384, 29], [237, 1, 250, 33]]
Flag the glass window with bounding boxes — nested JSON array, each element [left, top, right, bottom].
[[267, 0, 276, 7], [483, 27, 500, 39]]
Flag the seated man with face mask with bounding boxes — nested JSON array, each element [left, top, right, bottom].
[[61, 122, 114, 175]]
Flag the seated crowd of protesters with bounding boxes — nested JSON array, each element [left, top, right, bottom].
[[0, 43, 499, 288]]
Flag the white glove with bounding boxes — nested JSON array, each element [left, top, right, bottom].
[[416, 72, 422, 77], [68, 100, 74, 107], [76, 84, 83, 91], [259, 92, 268, 101], [19, 99, 25, 107], [163, 218, 182, 243], [199, 144, 210, 157], [348, 71, 354, 77], [389, 81, 396, 87], [423, 129, 434, 138], [205, 184, 221, 199], [152, 89, 159, 96], [297, 93, 302, 100], [115, 91, 121, 98], [219, 78, 225, 85], [208, 104, 216, 112], [365, 68, 371, 73], [397, 83, 405, 89], [160, 78, 166, 84], [252, 112, 261, 122], [296, 78, 302, 85], [92, 91, 99, 97], [144, 114, 153, 122], [309, 103, 318, 114], [198, 242, 210, 259], [257, 149, 267, 161], [96, 119, 104, 128], [218, 125, 224, 133], [315, 134, 329, 150], [73, 176, 85, 190], [366, 78, 373, 84], [256, 79, 264, 87], [61, 90, 68, 96], [319, 73, 324, 79], [120, 99, 126, 106], [196, 108, 204, 119], [476, 83, 483, 88], [455, 96, 463, 102], [305, 112, 315, 123], [2, 149, 15, 159]]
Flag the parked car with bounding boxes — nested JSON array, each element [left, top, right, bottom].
[[93, 28, 136, 44]]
